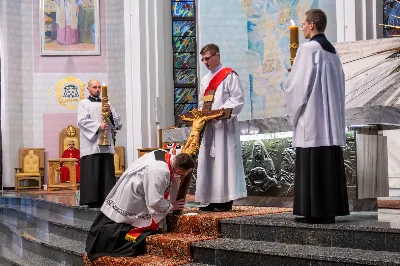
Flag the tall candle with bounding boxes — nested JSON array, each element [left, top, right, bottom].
[[102, 84, 108, 98], [290, 25, 299, 66]]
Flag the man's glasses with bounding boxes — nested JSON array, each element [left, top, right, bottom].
[[201, 54, 217, 62]]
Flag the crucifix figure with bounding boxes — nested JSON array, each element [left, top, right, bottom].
[[173, 89, 233, 214]]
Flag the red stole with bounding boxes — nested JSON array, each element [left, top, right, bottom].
[[204, 67, 235, 96], [125, 152, 173, 243]]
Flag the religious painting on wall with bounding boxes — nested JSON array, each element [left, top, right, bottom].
[[197, 0, 318, 122], [40, 0, 100, 55], [383, 0, 400, 37]]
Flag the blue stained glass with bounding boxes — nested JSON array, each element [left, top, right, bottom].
[[384, 1, 400, 37], [174, 88, 197, 103], [172, 1, 195, 17], [173, 21, 195, 36], [174, 69, 196, 84], [175, 103, 197, 125]]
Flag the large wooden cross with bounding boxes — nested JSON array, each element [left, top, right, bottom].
[[173, 89, 233, 214]]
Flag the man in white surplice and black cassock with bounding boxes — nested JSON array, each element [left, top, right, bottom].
[[85, 151, 194, 261], [78, 79, 121, 208], [196, 44, 247, 212], [284, 9, 349, 224]]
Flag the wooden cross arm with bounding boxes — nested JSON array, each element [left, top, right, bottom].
[[203, 108, 233, 120]]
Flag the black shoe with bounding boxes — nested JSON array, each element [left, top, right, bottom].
[[199, 201, 233, 212]]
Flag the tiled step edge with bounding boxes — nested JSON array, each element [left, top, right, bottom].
[[0, 205, 90, 242], [0, 220, 84, 265], [220, 216, 400, 252], [0, 196, 99, 221], [0, 231, 64, 266], [191, 238, 400, 266]]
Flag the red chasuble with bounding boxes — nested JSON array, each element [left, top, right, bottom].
[[59, 148, 81, 183]]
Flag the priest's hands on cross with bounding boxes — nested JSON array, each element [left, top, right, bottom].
[[172, 199, 186, 211]]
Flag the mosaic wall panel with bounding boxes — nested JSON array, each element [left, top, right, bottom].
[[174, 88, 197, 103], [187, 132, 357, 197], [172, 1, 195, 17], [384, 0, 400, 37], [173, 21, 196, 37], [174, 69, 197, 85], [174, 53, 196, 68], [173, 37, 196, 52]]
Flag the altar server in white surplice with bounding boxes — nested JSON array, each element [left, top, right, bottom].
[[284, 9, 349, 224], [85, 151, 194, 261], [78, 79, 121, 208], [196, 43, 247, 212]]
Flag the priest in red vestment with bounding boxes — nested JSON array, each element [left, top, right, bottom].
[[59, 140, 81, 183]]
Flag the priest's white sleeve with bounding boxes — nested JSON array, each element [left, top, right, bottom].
[[143, 168, 173, 223], [221, 73, 245, 117], [77, 101, 100, 141], [284, 45, 316, 127]]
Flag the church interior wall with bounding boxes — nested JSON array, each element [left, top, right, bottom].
[[1, 0, 127, 188]]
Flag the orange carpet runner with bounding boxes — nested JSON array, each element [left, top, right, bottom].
[[83, 206, 291, 266]]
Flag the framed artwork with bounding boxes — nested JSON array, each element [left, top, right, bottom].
[[40, 0, 100, 55]]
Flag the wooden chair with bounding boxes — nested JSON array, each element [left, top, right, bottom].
[[48, 125, 80, 191], [14, 148, 45, 190], [114, 146, 125, 178]]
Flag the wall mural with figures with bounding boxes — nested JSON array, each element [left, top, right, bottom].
[[187, 132, 357, 198]]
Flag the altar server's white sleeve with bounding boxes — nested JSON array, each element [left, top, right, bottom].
[[284, 45, 316, 127], [77, 101, 100, 141], [143, 169, 173, 217], [221, 73, 245, 117], [109, 102, 122, 129]]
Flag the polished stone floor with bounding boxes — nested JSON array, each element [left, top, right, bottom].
[[1, 191, 400, 224]]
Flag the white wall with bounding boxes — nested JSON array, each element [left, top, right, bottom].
[[124, 0, 174, 165]]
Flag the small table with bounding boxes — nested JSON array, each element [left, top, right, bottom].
[[47, 158, 79, 191]]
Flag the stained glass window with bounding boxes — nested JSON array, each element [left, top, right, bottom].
[[172, 1, 197, 126], [174, 104, 197, 124], [172, 1, 195, 18], [383, 0, 400, 37], [174, 88, 197, 103]]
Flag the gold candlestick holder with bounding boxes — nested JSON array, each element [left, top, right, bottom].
[[99, 84, 110, 146]]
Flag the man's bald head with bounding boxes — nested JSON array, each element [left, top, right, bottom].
[[87, 79, 101, 98]]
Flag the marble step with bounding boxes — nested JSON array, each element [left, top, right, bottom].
[[191, 238, 400, 266], [0, 204, 91, 242], [0, 214, 85, 265], [0, 230, 64, 266], [0, 196, 99, 221], [220, 212, 400, 253]]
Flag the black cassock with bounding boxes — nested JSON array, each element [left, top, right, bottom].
[[293, 146, 349, 218], [80, 153, 116, 208]]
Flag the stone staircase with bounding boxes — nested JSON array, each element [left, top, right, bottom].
[[2, 195, 400, 266], [191, 210, 400, 265], [0, 196, 97, 265]]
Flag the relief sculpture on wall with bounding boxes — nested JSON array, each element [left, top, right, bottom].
[[188, 132, 357, 198]]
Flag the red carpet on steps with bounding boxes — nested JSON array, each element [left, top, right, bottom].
[[83, 206, 292, 266]]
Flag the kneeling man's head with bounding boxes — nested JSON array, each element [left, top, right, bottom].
[[173, 153, 195, 177]]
